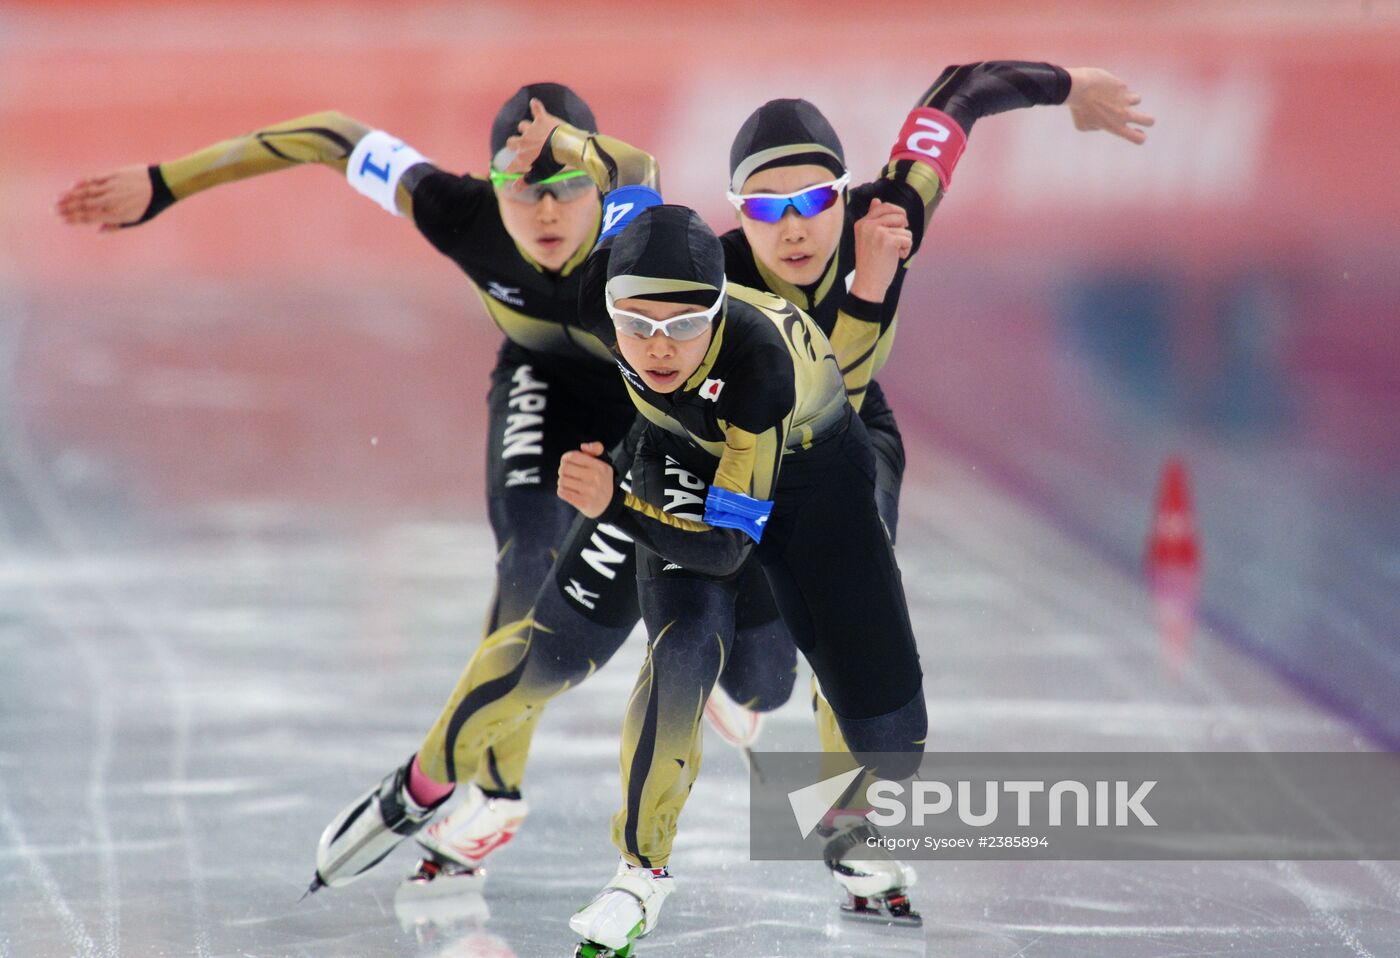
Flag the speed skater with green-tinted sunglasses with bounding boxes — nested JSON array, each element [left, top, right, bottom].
[[55, 80, 665, 890]]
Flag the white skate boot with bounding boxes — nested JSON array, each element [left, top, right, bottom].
[[306, 756, 449, 894], [703, 685, 763, 776], [570, 860, 675, 957], [821, 817, 921, 926], [398, 783, 529, 898]]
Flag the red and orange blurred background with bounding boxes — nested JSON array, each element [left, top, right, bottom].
[[4, 0, 1400, 736]]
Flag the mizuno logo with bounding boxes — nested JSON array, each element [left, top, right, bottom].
[[565, 578, 600, 610], [505, 467, 541, 487], [616, 360, 645, 391], [487, 281, 525, 307]]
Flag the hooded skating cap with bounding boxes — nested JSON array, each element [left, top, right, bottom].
[[490, 82, 597, 158], [728, 98, 846, 194], [606, 205, 726, 311]]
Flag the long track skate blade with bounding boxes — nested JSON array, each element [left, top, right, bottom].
[[839, 902, 923, 927], [742, 746, 764, 784], [396, 870, 487, 900], [396, 872, 488, 900], [301, 873, 326, 901]]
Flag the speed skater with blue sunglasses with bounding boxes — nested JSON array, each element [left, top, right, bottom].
[[699, 60, 1154, 918]]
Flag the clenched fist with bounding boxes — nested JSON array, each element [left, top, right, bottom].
[[849, 198, 914, 303], [557, 441, 615, 518]]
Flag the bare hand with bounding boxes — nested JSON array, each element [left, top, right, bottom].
[[503, 97, 564, 187], [55, 164, 153, 232], [849, 198, 913, 303], [558, 442, 614, 518], [1065, 67, 1155, 145]]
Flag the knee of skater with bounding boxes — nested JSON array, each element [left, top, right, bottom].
[[719, 666, 795, 713], [830, 691, 927, 781], [524, 587, 636, 683], [497, 544, 558, 589], [856, 747, 923, 783]]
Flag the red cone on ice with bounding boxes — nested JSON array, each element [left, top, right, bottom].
[[1146, 457, 1201, 671], [1147, 457, 1200, 571]]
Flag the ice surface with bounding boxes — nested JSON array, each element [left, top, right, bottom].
[[2, 438, 1398, 957]]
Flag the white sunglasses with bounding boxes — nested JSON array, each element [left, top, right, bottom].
[[606, 282, 727, 342], [725, 172, 851, 222]]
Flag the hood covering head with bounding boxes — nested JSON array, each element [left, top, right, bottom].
[[490, 82, 597, 159], [606, 205, 726, 311], [728, 98, 846, 194]]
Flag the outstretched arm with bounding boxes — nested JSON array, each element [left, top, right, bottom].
[[929, 63, 1153, 145], [880, 62, 1154, 236], [826, 63, 1153, 405], [55, 111, 433, 230]]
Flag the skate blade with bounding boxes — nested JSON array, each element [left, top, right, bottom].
[[839, 901, 923, 928], [574, 941, 634, 958], [395, 866, 487, 899], [300, 873, 325, 901]]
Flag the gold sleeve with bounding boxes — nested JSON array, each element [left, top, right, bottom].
[[876, 157, 945, 234], [616, 423, 779, 535], [546, 123, 661, 195], [826, 307, 883, 412], [713, 424, 784, 503], [157, 111, 417, 219]]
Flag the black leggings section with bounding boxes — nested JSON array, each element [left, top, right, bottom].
[[721, 564, 797, 712], [483, 343, 637, 628], [859, 379, 906, 544], [718, 379, 906, 707]]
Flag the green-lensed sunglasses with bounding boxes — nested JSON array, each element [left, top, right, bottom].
[[490, 147, 595, 204]]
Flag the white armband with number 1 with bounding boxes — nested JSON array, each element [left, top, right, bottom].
[[347, 130, 428, 216]]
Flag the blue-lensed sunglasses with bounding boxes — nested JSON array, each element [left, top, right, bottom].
[[726, 172, 851, 223]]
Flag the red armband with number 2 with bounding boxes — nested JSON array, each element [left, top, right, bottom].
[[889, 107, 967, 190]]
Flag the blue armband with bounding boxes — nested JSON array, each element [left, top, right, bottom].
[[703, 487, 774, 544], [599, 185, 663, 240]]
